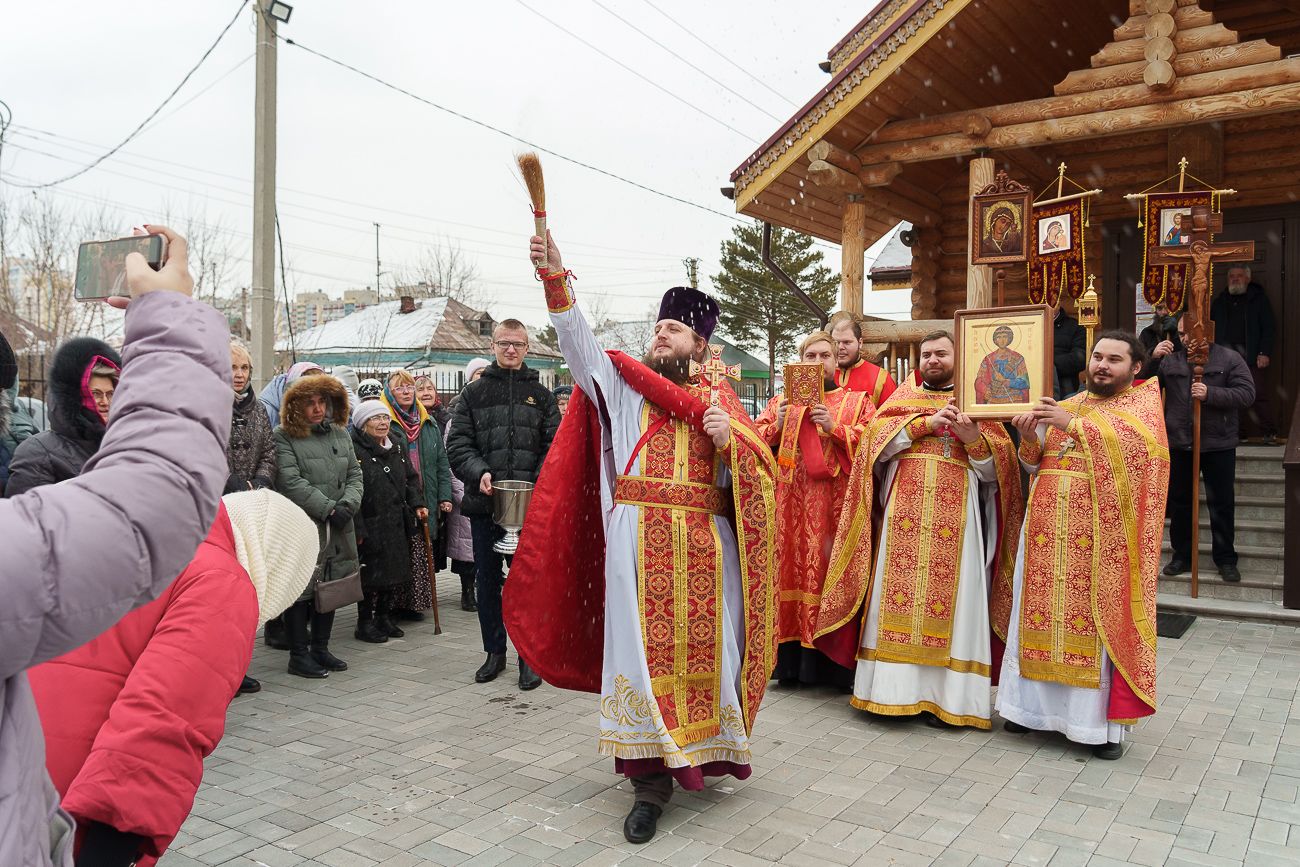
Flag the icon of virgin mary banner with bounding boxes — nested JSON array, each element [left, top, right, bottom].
[[1141, 190, 1212, 311], [1026, 198, 1085, 308]]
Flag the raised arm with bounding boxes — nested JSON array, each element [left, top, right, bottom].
[[0, 226, 232, 676], [530, 231, 621, 407]]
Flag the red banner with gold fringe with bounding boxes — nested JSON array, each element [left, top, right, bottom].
[[1027, 198, 1086, 307], [1141, 191, 1213, 311]]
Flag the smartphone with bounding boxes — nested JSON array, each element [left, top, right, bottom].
[[74, 234, 167, 301]]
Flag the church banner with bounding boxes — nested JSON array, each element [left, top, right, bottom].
[[1141, 190, 1213, 312], [1026, 198, 1086, 308]]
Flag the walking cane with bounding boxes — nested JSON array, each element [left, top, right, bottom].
[[421, 517, 443, 635]]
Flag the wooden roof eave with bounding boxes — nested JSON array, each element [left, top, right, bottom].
[[729, 0, 972, 216]]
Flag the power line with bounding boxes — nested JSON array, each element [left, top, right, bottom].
[[139, 52, 255, 135], [2, 0, 250, 190], [586, 0, 783, 123], [278, 34, 753, 226], [636, 0, 800, 109], [512, 0, 752, 139]]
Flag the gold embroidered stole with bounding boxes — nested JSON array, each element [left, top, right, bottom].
[[1018, 379, 1169, 705], [634, 398, 726, 747]]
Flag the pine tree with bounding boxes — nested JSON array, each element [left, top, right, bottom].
[[710, 222, 839, 381]]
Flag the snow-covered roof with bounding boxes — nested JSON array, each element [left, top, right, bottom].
[[869, 223, 912, 284], [281, 298, 452, 353]]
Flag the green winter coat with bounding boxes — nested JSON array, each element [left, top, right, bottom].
[[274, 376, 363, 600]]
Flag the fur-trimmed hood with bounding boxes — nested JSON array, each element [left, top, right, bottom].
[[279, 374, 349, 439], [48, 337, 122, 444]]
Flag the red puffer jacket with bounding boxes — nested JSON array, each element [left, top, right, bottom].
[[27, 506, 258, 866]]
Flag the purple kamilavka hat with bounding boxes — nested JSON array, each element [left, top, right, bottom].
[[657, 286, 720, 340]]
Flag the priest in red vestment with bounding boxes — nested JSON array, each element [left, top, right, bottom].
[[754, 330, 875, 687], [997, 331, 1169, 760], [505, 232, 778, 845], [830, 312, 896, 406]]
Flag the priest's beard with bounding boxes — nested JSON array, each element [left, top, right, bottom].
[[1085, 370, 1135, 398], [644, 348, 696, 385], [920, 365, 953, 389], [1228, 280, 1248, 296]]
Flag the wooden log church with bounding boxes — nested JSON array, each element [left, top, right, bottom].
[[727, 0, 1300, 614]]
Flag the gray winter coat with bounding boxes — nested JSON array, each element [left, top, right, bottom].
[[1157, 343, 1256, 452], [0, 292, 231, 867], [227, 387, 277, 491]]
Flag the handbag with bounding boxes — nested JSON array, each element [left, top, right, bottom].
[[314, 523, 363, 613]]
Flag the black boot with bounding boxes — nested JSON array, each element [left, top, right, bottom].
[[461, 575, 477, 612], [238, 675, 261, 695], [519, 658, 542, 691], [311, 610, 348, 671], [623, 802, 663, 844], [475, 653, 507, 683], [263, 615, 289, 650], [354, 596, 388, 644], [286, 602, 328, 678], [375, 590, 404, 638]]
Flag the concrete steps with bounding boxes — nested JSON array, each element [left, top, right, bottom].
[[1158, 445, 1291, 621]]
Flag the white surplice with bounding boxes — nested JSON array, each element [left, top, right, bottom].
[[853, 422, 999, 727], [994, 424, 1127, 746], [550, 301, 752, 770]]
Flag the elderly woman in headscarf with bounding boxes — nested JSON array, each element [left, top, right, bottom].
[[379, 369, 453, 624], [415, 374, 451, 434]]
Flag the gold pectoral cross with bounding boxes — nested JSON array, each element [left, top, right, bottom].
[[690, 344, 741, 407]]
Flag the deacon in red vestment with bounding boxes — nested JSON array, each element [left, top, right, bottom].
[[505, 232, 778, 846], [830, 312, 897, 406], [754, 330, 875, 687]]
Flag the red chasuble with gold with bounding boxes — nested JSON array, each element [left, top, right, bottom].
[[996, 377, 1169, 721], [833, 357, 897, 408], [753, 388, 875, 666], [826, 379, 1022, 673]]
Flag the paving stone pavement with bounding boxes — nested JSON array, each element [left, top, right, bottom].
[[159, 583, 1300, 867]]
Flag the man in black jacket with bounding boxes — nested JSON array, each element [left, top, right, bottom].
[[1211, 265, 1277, 443], [1053, 307, 1086, 398], [447, 319, 560, 689], [1158, 315, 1255, 583]]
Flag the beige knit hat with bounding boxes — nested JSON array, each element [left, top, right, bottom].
[[221, 490, 320, 620]]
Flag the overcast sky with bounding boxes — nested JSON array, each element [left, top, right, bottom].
[[0, 0, 910, 331]]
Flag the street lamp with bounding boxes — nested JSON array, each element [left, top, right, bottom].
[[267, 1, 292, 23]]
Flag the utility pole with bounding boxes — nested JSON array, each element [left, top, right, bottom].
[[682, 256, 701, 289], [250, 1, 278, 390], [374, 222, 382, 298]]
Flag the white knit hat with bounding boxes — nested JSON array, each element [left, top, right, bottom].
[[352, 400, 391, 430], [222, 490, 320, 620]]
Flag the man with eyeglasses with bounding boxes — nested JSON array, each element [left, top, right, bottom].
[[447, 318, 560, 690]]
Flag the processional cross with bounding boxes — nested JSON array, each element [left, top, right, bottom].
[[690, 344, 741, 407], [1147, 205, 1254, 599]]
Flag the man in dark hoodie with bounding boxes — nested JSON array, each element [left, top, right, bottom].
[[447, 319, 560, 689], [1212, 264, 1278, 443], [5, 338, 122, 497]]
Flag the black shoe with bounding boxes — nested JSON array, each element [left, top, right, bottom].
[[1003, 720, 1031, 734], [354, 619, 389, 643], [238, 675, 261, 695], [461, 589, 477, 612], [288, 652, 329, 678], [312, 647, 348, 672], [475, 653, 507, 683], [519, 659, 542, 691], [1219, 564, 1241, 583], [393, 608, 425, 622], [263, 618, 289, 650], [623, 801, 662, 844], [376, 614, 404, 639], [1093, 741, 1124, 760], [924, 713, 955, 729], [1162, 558, 1190, 577]]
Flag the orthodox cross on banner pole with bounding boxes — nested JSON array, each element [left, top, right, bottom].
[[691, 344, 741, 407], [1148, 205, 1254, 599]]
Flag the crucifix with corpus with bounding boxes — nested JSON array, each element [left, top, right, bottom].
[[1147, 205, 1254, 598], [691, 344, 741, 406]]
